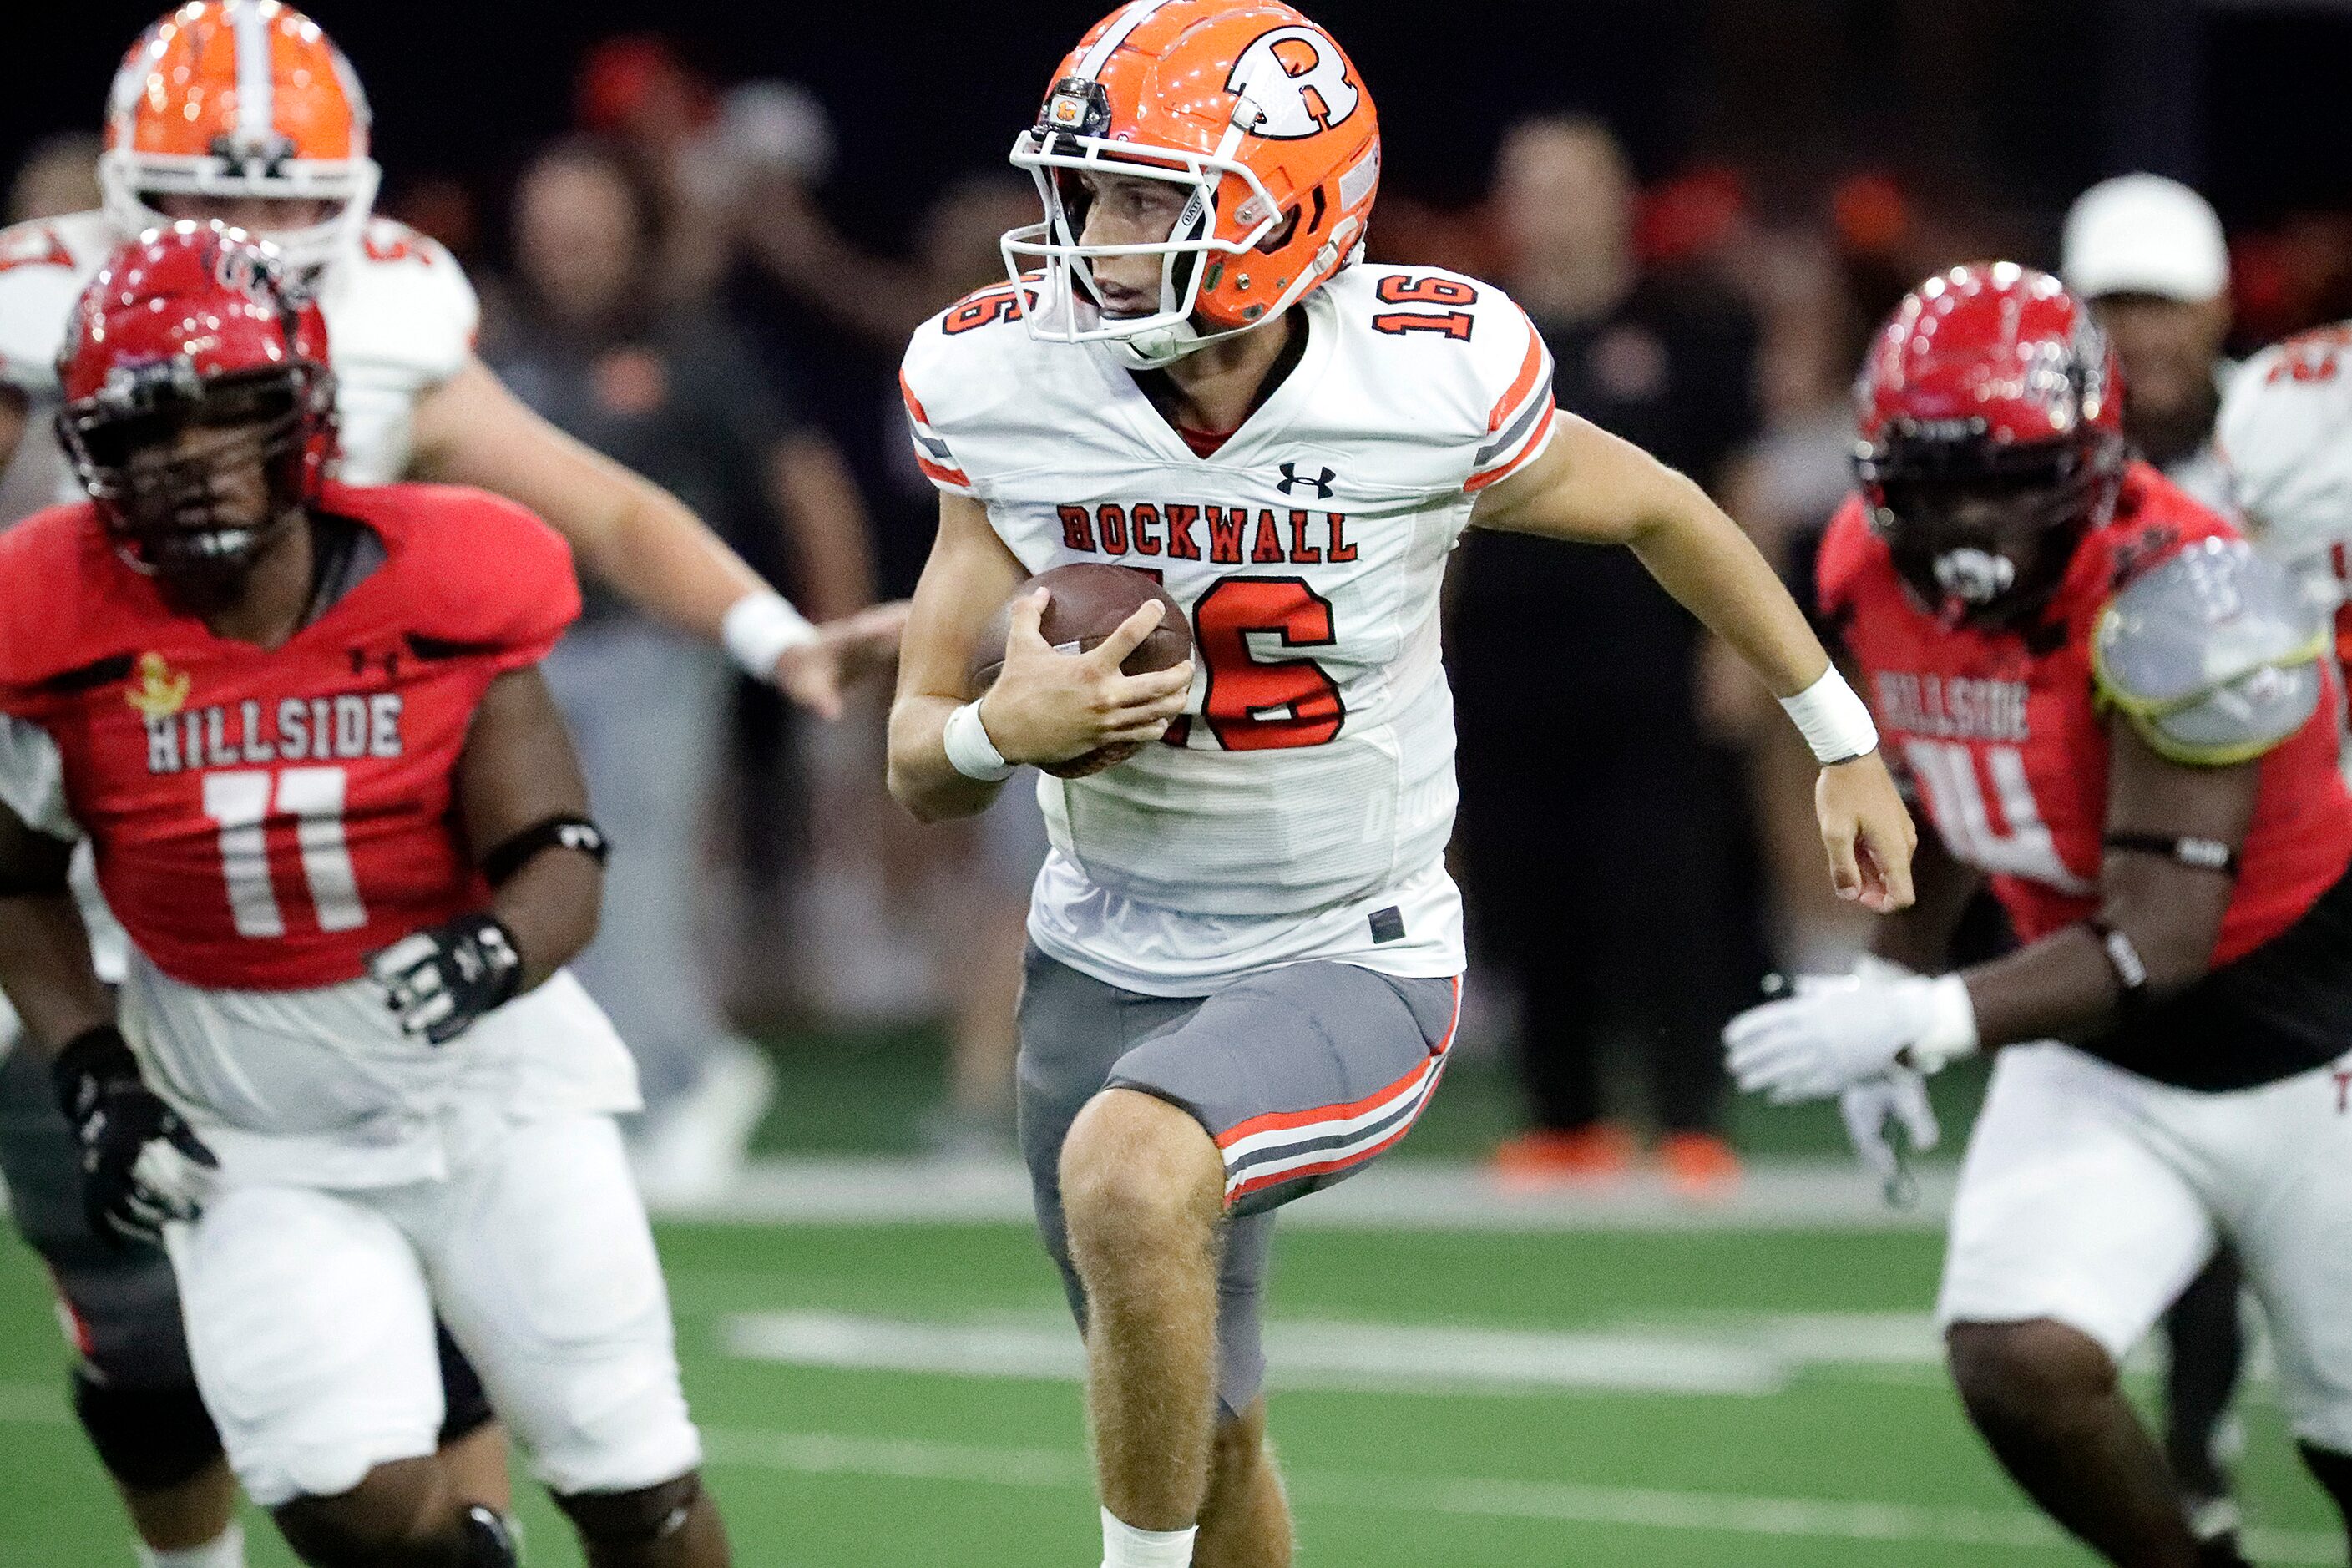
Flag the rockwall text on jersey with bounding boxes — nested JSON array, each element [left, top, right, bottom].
[[899, 264, 1555, 991]]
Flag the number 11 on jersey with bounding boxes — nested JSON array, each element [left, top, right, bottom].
[[202, 766, 368, 938]]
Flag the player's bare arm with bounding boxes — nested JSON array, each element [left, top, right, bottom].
[[0, 792, 216, 1242], [454, 666, 604, 992], [1471, 414, 1918, 912], [1728, 717, 2262, 1105], [363, 664, 609, 1050], [887, 493, 1192, 821], [1960, 716, 2254, 1048], [0, 796, 109, 1050], [407, 357, 905, 716]]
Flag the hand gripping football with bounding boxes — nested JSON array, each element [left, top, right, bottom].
[[969, 563, 1193, 779]]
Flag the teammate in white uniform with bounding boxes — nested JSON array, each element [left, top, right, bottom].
[[886, 6, 1916, 1565], [2219, 323, 2352, 739], [0, 7, 893, 1567]]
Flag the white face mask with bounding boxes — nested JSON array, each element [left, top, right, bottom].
[[1933, 547, 2020, 605], [100, 153, 382, 278]]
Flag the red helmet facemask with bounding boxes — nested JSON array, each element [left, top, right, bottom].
[[57, 223, 336, 594], [1854, 264, 2126, 629]]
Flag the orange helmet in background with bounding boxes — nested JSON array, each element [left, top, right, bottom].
[[99, 2, 379, 275], [1004, 0, 1382, 367]]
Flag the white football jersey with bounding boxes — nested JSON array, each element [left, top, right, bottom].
[[2218, 326, 2352, 776], [0, 210, 478, 994], [0, 208, 478, 492], [901, 264, 1557, 993], [2220, 326, 2352, 579]]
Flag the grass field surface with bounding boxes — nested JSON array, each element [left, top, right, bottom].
[[3, 1205, 2342, 1566]]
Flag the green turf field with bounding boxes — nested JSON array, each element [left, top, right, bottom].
[[3, 1211, 2343, 1566]]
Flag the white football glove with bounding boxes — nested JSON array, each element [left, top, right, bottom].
[[1725, 963, 1978, 1104], [1839, 1070, 1940, 1208]]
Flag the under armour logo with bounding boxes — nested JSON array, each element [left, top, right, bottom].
[[1277, 462, 1336, 498]]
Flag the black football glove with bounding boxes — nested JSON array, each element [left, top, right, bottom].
[[51, 1024, 218, 1246], [367, 913, 524, 1045]]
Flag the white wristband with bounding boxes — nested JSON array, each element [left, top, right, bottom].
[[721, 591, 820, 680], [1778, 667, 1879, 766], [943, 700, 1016, 782]]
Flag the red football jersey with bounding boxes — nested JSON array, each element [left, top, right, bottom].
[[0, 482, 579, 990], [1821, 462, 2352, 966]]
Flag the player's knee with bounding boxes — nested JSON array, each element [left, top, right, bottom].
[[1947, 1318, 2117, 1434], [1060, 1089, 1222, 1247], [555, 1471, 705, 1550], [71, 1368, 225, 1494], [273, 1458, 457, 1567]]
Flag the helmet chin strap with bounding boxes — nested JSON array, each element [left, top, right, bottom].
[[1103, 304, 1293, 371], [1106, 317, 1206, 370]]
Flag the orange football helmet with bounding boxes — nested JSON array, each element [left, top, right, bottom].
[[99, 2, 379, 275], [1004, 0, 1382, 367]]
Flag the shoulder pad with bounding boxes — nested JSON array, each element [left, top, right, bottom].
[[0, 212, 108, 396], [2092, 535, 2328, 764], [326, 221, 481, 382]]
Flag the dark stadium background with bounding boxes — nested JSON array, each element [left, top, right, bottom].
[[7, 1, 2350, 250]]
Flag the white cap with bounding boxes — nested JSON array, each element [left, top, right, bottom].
[[2061, 174, 2229, 303]]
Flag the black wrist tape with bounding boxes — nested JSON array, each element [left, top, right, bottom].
[[481, 815, 609, 888], [2102, 832, 2238, 878]]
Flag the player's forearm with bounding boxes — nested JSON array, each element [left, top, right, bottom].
[[0, 893, 114, 1053], [1625, 481, 1833, 701], [585, 473, 776, 646], [1959, 861, 2230, 1050], [888, 695, 1005, 822], [489, 852, 603, 992]]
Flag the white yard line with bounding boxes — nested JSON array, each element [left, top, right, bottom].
[[721, 1310, 1802, 1396], [695, 1424, 2342, 1563], [5, 1385, 2333, 1561], [661, 1155, 1957, 1231]]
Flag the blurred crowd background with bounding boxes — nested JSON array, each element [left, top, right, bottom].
[[6, 0, 2351, 1201]]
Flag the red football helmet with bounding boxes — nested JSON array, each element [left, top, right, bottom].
[[1854, 262, 2126, 626], [58, 221, 336, 587]]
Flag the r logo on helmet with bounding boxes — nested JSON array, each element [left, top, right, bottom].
[[1227, 26, 1359, 139], [210, 234, 281, 306]]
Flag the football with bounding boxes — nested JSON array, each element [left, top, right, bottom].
[[969, 563, 1194, 779]]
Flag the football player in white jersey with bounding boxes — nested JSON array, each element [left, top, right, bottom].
[[0, 7, 893, 1567], [2219, 323, 2352, 731], [885, 6, 1916, 1566]]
